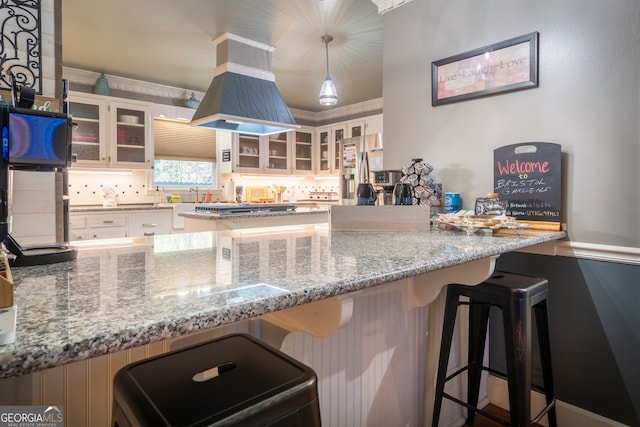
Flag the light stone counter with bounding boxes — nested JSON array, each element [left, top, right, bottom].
[[180, 206, 329, 231], [0, 226, 565, 379], [70, 204, 174, 213]]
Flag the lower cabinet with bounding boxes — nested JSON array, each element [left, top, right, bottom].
[[69, 209, 172, 241], [128, 211, 172, 236]]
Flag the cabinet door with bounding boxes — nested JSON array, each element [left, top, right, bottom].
[[332, 125, 346, 172], [86, 214, 128, 239], [235, 133, 262, 171], [69, 95, 108, 166], [348, 121, 364, 138], [266, 132, 290, 172], [292, 129, 313, 173], [365, 114, 383, 135], [128, 211, 172, 237], [109, 101, 151, 168], [317, 128, 331, 173]]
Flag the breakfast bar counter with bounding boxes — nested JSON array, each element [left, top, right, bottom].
[[0, 226, 565, 380]]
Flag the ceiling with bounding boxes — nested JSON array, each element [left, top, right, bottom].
[[61, 0, 384, 113]]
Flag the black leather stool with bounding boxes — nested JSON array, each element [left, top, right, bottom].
[[432, 272, 556, 427]]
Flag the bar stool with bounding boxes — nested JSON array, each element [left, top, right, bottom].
[[112, 333, 321, 427], [432, 272, 557, 427]]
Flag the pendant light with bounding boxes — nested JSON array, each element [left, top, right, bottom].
[[319, 34, 338, 106]]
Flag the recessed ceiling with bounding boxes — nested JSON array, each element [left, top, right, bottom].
[[61, 0, 383, 113]]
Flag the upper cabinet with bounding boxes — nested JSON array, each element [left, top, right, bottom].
[[110, 101, 152, 167], [230, 131, 292, 173], [69, 92, 152, 168], [219, 127, 316, 174], [291, 128, 314, 174], [68, 94, 107, 166]]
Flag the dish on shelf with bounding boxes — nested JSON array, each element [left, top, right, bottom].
[[118, 114, 139, 124]]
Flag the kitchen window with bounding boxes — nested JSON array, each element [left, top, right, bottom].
[[153, 159, 215, 188]]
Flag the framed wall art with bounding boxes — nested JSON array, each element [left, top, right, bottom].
[[431, 32, 539, 106]]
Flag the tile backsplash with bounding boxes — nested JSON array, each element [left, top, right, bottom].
[[68, 170, 154, 205], [68, 170, 340, 205]]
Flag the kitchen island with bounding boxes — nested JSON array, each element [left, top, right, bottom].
[[180, 205, 329, 231], [0, 226, 565, 426]]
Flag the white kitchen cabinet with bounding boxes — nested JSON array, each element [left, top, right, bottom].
[[291, 128, 315, 174], [69, 209, 172, 241], [316, 124, 346, 175], [317, 127, 331, 174], [226, 131, 293, 173], [85, 213, 128, 239], [108, 100, 153, 168], [68, 94, 108, 167], [69, 92, 152, 169], [128, 211, 172, 236]]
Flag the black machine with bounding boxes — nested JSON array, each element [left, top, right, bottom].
[[0, 103, 77, 266]]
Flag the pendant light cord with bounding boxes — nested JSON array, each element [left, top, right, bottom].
[[321, 34, 334, 76]]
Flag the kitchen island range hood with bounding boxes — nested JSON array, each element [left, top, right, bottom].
[[190, 33, 299, 136]]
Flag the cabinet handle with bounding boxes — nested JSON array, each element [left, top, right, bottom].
[[142, 223, 157, 228], [144, 232, 155, 236], [103, 220, 114, 224]]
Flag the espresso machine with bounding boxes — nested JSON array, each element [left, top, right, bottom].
[[372, 170, 403, 205], [0, 83, 76, 266]]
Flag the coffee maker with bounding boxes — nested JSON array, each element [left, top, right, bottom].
[[0, 87, 77, 266], [339, 134, 383, 204], [372, 170, 403, 205]]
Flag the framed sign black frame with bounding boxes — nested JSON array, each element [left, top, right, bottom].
[[431, 32, 539, 106]]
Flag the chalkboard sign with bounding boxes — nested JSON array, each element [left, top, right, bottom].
[[493, 142, 561, 225]]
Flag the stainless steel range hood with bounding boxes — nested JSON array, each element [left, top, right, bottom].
[[190, 33, 299, 136]]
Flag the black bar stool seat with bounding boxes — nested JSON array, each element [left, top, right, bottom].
[[432, 272, 557, 427]]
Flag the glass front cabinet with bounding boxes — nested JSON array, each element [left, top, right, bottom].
[[109, 101, 151, 167], [69, 93, 152, 168], [68, 95, 108, 166], [291, 128, 314, 174], [231, 128, 316, 174], [233, 132, 291, 173]]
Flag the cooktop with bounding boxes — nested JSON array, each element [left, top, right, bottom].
[[194, 203, 297, 215]]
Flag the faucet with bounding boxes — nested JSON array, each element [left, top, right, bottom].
[[190, 187, 199, 203]]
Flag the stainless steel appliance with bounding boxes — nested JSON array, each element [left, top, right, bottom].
[[372, 170, 403, 205], [1, 104, 76, 266], [339, 134, 383, 204]]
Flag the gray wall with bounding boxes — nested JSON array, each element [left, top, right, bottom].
[[382, 0, 639, 248], [381, 0, 639, 424]]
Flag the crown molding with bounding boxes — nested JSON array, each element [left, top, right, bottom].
[[63, 67, 383, 125], [370, 0, 415, 14], [63, 67, 205, 101]]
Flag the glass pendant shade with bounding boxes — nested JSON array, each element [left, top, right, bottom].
[[319, 75, 338, 106]]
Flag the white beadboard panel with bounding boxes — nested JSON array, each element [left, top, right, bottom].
[[280, 285, 429, 427], [0, 321, 252, 427]]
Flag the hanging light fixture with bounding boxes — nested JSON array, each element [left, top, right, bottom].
[[319, 34, 338, 106]]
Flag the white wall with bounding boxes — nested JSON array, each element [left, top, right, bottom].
[[382, 0, 639, 249]]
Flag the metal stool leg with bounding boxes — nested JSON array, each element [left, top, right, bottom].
[[503, 297, 533, 427], [432, 287, 462, 427], [534, 300, 557, 427], [466, 300, 490, 424]]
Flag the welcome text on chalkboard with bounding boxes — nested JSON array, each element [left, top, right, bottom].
[[493, 142, 561, 224]]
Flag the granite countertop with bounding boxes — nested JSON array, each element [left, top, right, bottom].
[[70, 204, 174, 213], [179, 206, 329, 220], [0, 227, 565, 379]]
